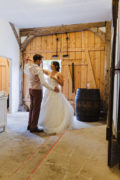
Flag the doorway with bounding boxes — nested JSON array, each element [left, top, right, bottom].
[[0, 57, 10, 112]]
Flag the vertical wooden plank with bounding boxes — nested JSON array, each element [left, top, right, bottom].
[[42, 36, 47, 59], [87, 31, 95, 48], [6, 59, 9, 95], [82, 31, 88, 64], [100, 51, 105, 99], [94, 34, 101, 48], [62, 65, 69, 99], [75, 32, 82, 59], [82, 31, 88, 48], [94, 33, 102, 89], [38, 36, 42, 52], [52, 34, 56, 51], [75, 65, 81, 91], [85, 50, 97, 89], [67, 65, 75, 100], [46, 35, 53, 59], [62, 33, 68, 59], [69, 32, 76, 59], [35, 37, 41, 51], [0, 58, 9, 94], [51, 34, 58, 60], [82, 32, 93, 89], [57, 34, 61, 59], [81, 65, 87, 88], [1, 66, 5, 91], [89, 30, 95, 73], [94, 51, 101, 89]]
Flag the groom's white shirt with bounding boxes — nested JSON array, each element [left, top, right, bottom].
[[24, 64, 54, 90]]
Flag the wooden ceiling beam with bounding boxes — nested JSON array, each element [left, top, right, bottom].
[[10, 22, 21, 46], [20, 22, 106, 37]]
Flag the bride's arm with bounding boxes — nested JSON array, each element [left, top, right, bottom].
[[51, 73, 64, 86], [43, 69, 51, 76]]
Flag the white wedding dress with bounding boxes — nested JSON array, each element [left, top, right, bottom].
[[38, 75, 74, 134]]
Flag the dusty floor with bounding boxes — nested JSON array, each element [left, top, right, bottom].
[[0, 112, 119, 180]]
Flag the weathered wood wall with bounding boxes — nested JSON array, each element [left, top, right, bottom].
[[23, 31, 105, 107], [0, 57, 9, 95]]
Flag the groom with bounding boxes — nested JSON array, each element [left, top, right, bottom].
[[25, 54, 59, 133]]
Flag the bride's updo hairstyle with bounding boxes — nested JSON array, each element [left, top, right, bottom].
[[52, 61, 60, 72]]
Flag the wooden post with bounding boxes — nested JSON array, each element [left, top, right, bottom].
[[107, 0, 119, 167], [104, 21, 112, 112], [19, 50, 24, 106], [9, 22, 25, 110]]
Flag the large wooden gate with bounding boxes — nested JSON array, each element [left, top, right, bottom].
[[23, 31, 105, 108]]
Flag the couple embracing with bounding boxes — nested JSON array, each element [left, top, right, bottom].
[[25, 54, 74, 134]]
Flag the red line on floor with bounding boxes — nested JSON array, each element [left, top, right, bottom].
[[26, 132, 65, 180], [10, 136, 50, 178]]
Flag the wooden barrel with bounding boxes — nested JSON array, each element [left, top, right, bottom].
[[75, 88, 100, 122]]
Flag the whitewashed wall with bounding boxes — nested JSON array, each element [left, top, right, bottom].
[[0, 18, 19, 112]]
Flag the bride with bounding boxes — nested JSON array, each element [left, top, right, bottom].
[[38, 61, 74, 134]]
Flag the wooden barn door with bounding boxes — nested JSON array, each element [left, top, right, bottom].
[[62, 60, 88, 106], [0, 57, 9, 96], [23, 31, 105, 109], [61, 31, 105, 105]]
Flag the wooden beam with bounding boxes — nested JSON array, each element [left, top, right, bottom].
[[105, 21, 112, 41], [89, 27, 105, 42], [20, 22, 106, 37], [104, 21, 112, 111], [21, 35, 35, 51], [9, 22, 21, 46]]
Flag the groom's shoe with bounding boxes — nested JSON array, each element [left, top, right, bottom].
[[30, 127, 44, 133]]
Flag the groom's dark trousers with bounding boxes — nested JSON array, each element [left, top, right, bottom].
[[28, 89, 43, 130]]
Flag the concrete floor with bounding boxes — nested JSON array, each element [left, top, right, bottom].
[[0, 112, 119, 180]]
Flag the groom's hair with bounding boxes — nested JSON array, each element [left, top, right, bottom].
[[33, 54, 43, 62], [52, 61, 60, 72]]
